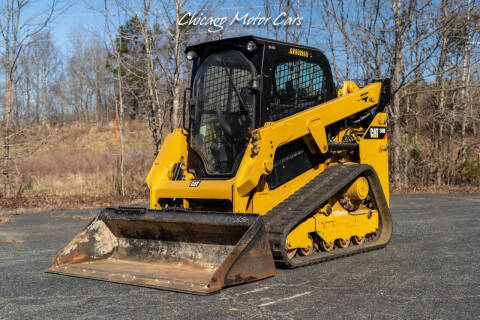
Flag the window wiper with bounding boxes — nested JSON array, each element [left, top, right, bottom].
[[220, 58, 250, 113]]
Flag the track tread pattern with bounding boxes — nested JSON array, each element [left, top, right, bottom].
[[262, 164, 392, 268]]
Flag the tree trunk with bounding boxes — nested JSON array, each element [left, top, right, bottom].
[[35, 69, 40, 123], [435, 0, 449, 186], [390, 0, 403, 189], [3, 73, 12, 197], [460, 0, 472, 164], [115, 80, 125, 196], [143, 1, 162, 153], [41, 74, 47, 124], [94, 57, 100, 123], [26, 71, 31, 124], [171, 0, 183, 129]]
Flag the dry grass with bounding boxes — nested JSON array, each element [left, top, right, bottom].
[[21, 152, 152, 197], [391, 185, 480, 194], [3, 120, 477, 216], [2, 120, 155, 210]]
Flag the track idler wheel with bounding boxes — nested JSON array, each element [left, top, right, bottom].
[[336, 238, 350, 248], [299, 235, 314, 256], [287, 249, 297, 260]]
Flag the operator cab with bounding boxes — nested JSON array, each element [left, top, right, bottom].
[[185, 36, 336, 178]]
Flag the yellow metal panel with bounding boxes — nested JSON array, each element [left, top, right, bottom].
[[286, 203, 379, 250], [307, 118, 328, 153], [235, 151, 260, 196], [147, 129, 235, 209], [337, 81, 360, 97], [286, 218, 315, 250], [147, 129, 188, 209], [150, 179, 234, 200], [314, 205, 378, 244], [358, 112, 389, 205]]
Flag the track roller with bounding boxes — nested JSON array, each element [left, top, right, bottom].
[[352, 236, 365, 245], [336, 238, 350, 248]]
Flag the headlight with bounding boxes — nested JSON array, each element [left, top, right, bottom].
[[186, 50, 197, 60], [246, 41, 257, 52]]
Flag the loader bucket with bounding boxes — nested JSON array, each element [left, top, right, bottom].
[[47, 207, 275, 294]]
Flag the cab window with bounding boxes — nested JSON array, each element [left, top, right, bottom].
[[269, 59, 325, 121]]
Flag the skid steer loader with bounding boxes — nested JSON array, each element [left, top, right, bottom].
[[48, 36, 392, 294]]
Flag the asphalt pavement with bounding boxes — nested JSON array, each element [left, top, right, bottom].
[[0, 194, 479, 320]]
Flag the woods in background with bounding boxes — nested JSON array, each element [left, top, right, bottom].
[[1, 0, 479, 198]]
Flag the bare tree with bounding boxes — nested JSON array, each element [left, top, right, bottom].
[[105, 0, 126, 195], [0, 0, 478, 200], [156, 0, 189, 130], [0, 0, 60, 196], [125, 0, 163, 153]]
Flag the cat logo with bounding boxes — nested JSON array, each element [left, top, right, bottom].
[[189, 180, 201, 187], [365, 126, 387, 139]]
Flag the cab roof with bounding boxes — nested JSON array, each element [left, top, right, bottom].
[[185, 35, 326, 56]]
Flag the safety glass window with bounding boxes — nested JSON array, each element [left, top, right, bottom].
[[270, 60, 324, 121], [191, 50, 255, 175]]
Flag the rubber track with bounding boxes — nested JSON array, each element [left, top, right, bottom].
[[262, 164, 393, 268]]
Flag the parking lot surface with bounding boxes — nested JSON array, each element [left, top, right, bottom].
[[0, 194, 479, 319]]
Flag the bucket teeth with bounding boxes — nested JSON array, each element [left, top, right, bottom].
[[47, 208, 276, 294]]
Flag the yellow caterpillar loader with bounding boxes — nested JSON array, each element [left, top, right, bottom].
[[48, 36, 392, 294]]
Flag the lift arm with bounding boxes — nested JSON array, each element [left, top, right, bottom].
[[235, 82, 382, 196]]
